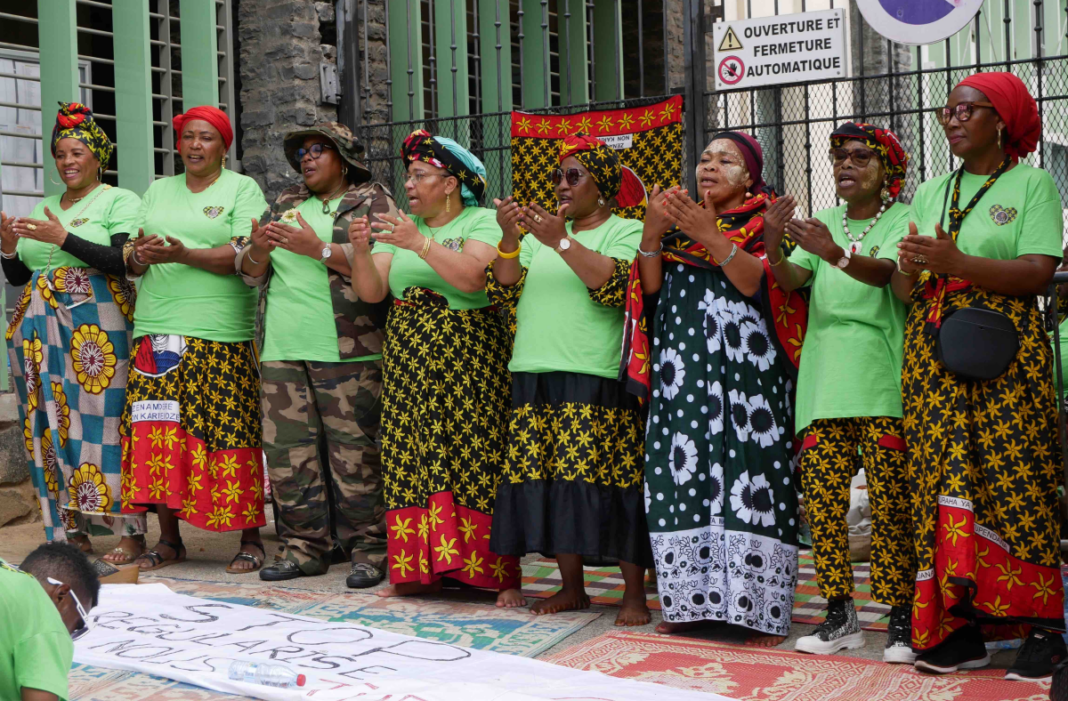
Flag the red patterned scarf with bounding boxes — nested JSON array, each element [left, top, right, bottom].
[[620, 194, 808, 401]]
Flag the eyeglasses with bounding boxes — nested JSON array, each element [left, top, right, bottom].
[[829, 148, 877, 167], [551, 168, 585, 187], [296, 143, 338, 161], [936, 101, 996, 126], [405, 172, 444, 185], [47, 577, 90, 641]]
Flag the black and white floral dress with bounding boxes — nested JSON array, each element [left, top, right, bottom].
[[644, 262, 799, 635]]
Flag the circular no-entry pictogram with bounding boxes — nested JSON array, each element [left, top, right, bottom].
[[718, 56, 745, 86]]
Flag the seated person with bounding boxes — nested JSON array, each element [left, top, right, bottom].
[[1, 542, 99, 701]]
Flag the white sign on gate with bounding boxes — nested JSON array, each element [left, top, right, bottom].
[[712, 9, 848, 91]]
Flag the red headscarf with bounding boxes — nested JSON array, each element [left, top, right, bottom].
[[957, 72, 1040, 161], [172, 106, 234, 150]]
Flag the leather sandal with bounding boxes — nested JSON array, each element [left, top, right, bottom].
[[134, 539, 186, 572], [226, 541, 265, 574]]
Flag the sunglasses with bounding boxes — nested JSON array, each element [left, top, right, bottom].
[[47, 577, 90, 641], [551, 168, 586, 187], [829, 148, 877, 167], [296, 143, 337, 161], [936, 101, 995, 126]]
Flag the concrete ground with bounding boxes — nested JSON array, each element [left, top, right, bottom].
[[0, 515, 1020, 670]]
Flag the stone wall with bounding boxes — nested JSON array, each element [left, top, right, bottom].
[[0, 392, 37, 528], [237, 0, 339, 203]]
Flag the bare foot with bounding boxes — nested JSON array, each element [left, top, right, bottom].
[[375, 580, 445, 598], [101, 536, 145, 564], [743, 633, 787, 648], [68, 535, 93, 554], [615, 596, 651, 627], [655, 619, 720, 635], [496, 588, 527, 608], [530, 587, 590, 616]]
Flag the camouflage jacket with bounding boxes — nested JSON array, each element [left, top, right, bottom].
[[239, 180, 398, 360]]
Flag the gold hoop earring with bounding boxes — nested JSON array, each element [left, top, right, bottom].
[[49, 174, 64, 186]]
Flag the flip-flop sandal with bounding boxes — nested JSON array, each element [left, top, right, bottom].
[[226, 541, 265, 574], [134, 539, 186, 572], [101, 544, 143, 566]]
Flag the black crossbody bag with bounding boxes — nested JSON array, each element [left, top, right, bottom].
[[933, 170, 1019, 381]]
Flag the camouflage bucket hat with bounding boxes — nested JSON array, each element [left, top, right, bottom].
[[283, 122, 372, 183]]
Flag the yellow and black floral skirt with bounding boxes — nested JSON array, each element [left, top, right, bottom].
[[489, 371, 654, 567], [381, 288, 521, 590], [121, 334, 266, 532], [904, 281, 1064, 651]]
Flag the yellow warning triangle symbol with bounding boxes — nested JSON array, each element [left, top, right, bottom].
[[719, 27, 743, 52]]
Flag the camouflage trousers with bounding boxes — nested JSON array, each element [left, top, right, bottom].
[[261, 359, 385, 575]]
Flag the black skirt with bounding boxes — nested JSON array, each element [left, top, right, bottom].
[[489, 371, 654, 567]]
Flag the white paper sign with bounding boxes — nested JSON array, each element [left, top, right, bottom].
[[76, 584, 734, 701], [712, 9, 847, 91]]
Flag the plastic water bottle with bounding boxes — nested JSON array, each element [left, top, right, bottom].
[[227, 661, 306, 689]]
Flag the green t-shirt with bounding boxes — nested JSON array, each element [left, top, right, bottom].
[[909, 162, 1064, 261], [133, 170, 267, 342], [0, 559, 74, 701], [509, 215, 643, 379], [1055, 318, 1068, 400], [261, 196, 380, 363], [20, 186, 141, 270], [789, 202, 911, 433], [372, 206, 502, 310]]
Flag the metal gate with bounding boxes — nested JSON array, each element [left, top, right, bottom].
[[691, 1, 1068, 224]]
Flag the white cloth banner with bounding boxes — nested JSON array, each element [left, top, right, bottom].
[[76, 584, 733, 701]]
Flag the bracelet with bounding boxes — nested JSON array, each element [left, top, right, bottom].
[[496, 243, 521, 259], [418, 237, 432, 260], [0, 248, 16, 260], [768, 250, 787, 267], [714, 243, 739, 267], [247, 249, 262, 266], [637, 242, 663, 258], [130, 249, 146, 267]]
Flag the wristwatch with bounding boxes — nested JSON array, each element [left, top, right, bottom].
[[834, 247, 851, 269], [556, 236, 573, 253], [319, 245, 332, 263]]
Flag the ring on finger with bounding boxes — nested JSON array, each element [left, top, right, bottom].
[[26, 223, 37, 231], [533, 214, 543, 223], [912, 255, 928, 265]]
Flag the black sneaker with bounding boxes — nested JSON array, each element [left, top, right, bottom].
[[259, 560, 306, 581], [884, 605, 917, 664], [1005, 628, 1068, 681], [795, 598, 864, 655], [914, 623, 990, 674], [346, 562, 385, 589]]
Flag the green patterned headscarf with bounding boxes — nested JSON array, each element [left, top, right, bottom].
[[50, 102, 113, 169]]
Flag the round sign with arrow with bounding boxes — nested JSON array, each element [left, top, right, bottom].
[[856, 0, 984, 45], [718, 56, 745, 86]]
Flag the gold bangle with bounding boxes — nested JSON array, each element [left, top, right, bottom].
[[419, 237, 432, 260], [496, 243, 521, 259], [769, 252, 787, 267]]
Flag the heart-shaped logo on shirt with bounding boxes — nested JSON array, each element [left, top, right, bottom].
[[69, 218, 89, 228], [203, 206, 225, 219], [989, 205, 1016, 226]]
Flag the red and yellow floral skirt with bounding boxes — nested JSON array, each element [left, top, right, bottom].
[[381, 289, 521, 590], [121, 334, 266, 532], [904, 283, 1064, 650]]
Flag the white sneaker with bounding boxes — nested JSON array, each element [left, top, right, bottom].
[[795, 599, 865, 655]]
